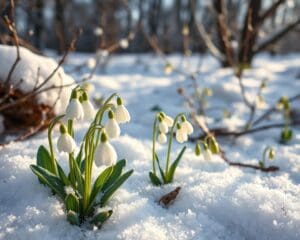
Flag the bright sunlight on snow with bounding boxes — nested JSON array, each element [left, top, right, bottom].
[[0, 53, 300, 240]]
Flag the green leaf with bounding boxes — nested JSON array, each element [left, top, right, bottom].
[[80, 159, 85, 173], [67, 210, 80, 225], [30, 165, 66, 199], [75, 146, 83, 167], [65, 193, 79, 213], [100, 169, 133, 206], [149, 171, 161, 186], [70, 156, 84, 195], [280, 128, 293, 143], [166, 146, 186, 183], [102, 159, 126, 192], [37, 145, 53, 172], [91, 209, 113, 227], [155, 154, 166, 183], [89, 166, 113, 208], [57, 163, 70, 186]]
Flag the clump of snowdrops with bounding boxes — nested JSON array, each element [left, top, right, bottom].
[[30, 86, 133, 227], [149, 112, 194, 185], [194, 135, 220, 160]]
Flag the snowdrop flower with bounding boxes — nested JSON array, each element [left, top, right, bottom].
[[176, 123, 188, 143], [94, 131, 117, 166], [119, 38, 129, 49], [203, 143, 212, 161], [65, 91, 84, 120], [64, 185, 75, 195], [81, 92, 96, 121], [105, 110, 120, 139], [57, 125, 76, 153], [160, 112, 174, 127], [115, 97, 130, 123], [158, 132, 167, 144], [158, 116, 169, 134], [181, 116, 194, 135]]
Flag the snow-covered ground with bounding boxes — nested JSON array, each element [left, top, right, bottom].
[[0, 53, 300, 240]]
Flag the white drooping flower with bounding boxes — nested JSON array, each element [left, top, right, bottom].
[[160, 112, 174, 127], [158, 132, 167, 144], [57, 125, 76, 153], [81, 92, 96, 121], [105, 110, 120, 139], [115, 97, 131, 123], [158, 119, 168, 134], [94, 131, 117, 166], [203, 143, 212, 161], [65, 91, 84, 120], [176, 123, 188, 143], [181, 115, 194, 135], [119, 39, 129, 49]]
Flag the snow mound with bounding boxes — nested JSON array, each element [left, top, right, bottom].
[[0, 45, 74, 114]]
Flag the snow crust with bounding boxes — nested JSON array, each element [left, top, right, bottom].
[[0, 53, 300, 240], [0, 45, 74, 114]]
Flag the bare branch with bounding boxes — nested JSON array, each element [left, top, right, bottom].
[[254, 17, 300, 54]]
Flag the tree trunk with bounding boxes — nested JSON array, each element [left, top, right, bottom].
[[54, 0, 67, 54], [238, 0, 261, 67]]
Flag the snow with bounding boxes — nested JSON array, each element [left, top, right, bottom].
[[0, 45, 74, 114], [1, 53, 300, 240]]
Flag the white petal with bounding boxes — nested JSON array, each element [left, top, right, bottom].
[[163, 115, 174, 127], [176, 128, 187, 143], [105, 119, 121, 139], [182, 121, 194, 135], [65, 99, 84, 120], [94, 142, 117, 167], [57, 133, 76, 153], [115, 105, 131, 123], [82, 100, 95, 121], [203, 150, 212, 161], [158, 133, 167, 144], [159, 122, 168, 134]]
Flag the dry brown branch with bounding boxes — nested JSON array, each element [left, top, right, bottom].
[[220, 149, 279, 172], [254, 17, 300, 54], [2, 0, 20, 86], [258, 0, 286, 24]]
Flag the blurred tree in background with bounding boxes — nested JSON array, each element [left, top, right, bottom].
[[0, 0, 299, 61]]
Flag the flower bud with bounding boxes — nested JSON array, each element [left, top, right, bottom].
[[268, 148, 275, 160], [209, 136, 220, 154], [195, 143, 201, 156]]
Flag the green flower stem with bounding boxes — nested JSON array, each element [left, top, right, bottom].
[[165, 113, 184, 176], [94, 104, 114, 146], [152, 114, 159, 175], [47, 115, 64, 175], [67, 119, 76, 185], [82, 125, 103, 214]]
